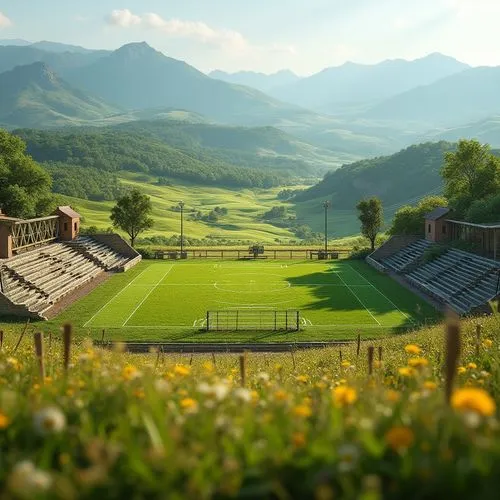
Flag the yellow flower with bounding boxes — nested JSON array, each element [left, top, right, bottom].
[[180, 398, 198, 410], [293, 405, 312, 418], [6, 357, 21, 371], [451, 388, 496, 417], [122, 365, 139, 381], [274, 390, 288, 401], [408, 358, 429, 368], [202, 361, 214, 373], [405, 344, 421, 355], [386, 390, 401, 402], [174, 365, 191, 377], [423, 381, 437, 391], [482, 339, 493, 349], [133, 389, 145, 399], [467, 363, 477, 370], [457, 366, 466, 375], [341, 361, 351, 368], [333, 386, 357, 407], [0, 411, 10, 429], [292, 432, 306, 448], [398, 367, 415, 377], [295, 375, 309, 384], [385, 426, 414, 451]]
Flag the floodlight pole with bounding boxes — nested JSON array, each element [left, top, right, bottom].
[[323, 200, 331, 254], [179, 201, 185, 257]]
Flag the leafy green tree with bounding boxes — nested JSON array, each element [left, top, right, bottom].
[[356, 197, 384, 251], [0, 129, 52, 218], [442, 139, 500, 217], [466, 193, 500, 223], [110, 189, 154, 247], [390, 196, 447, 236]]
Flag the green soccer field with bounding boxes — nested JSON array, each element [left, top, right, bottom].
[[51, 260, 440, 342]]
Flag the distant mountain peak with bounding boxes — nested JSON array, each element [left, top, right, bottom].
[[115, 41, 156, 55], [11, 61, 59, 86]]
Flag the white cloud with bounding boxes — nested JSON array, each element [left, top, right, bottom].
[[0, 12, 12, 28], [142, 13, 248, 51], [107, 9, 141, 28], [105, 10, 295, 57]]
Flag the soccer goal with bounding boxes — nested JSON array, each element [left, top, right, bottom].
[[206, 309, 300, 332]]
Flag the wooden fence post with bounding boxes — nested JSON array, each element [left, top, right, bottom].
[[34, 332, 45, 381]]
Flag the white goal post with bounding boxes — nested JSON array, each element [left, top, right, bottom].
[[206, 309, 300, 332]]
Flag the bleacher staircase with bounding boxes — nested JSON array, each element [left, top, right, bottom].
[[370, 239, 500, 315], [0, 236, 140, 319]]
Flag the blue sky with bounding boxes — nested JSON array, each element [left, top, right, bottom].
[[0, 0, 499, 74]]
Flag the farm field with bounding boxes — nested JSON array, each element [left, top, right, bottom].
[[49, 260, 440, 342]]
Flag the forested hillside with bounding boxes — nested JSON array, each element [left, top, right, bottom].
[[295, 142, 457, 207], [15, 129, 284, 189]]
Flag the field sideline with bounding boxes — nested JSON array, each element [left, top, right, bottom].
[[46, 260, 440, 342]]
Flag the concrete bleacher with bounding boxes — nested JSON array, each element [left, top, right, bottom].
[[382, 239, 433, 272], [66, 236, 130, 271], [404, 248, 499, 315], [0, 236, 140, 319]]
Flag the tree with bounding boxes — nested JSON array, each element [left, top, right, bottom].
[[356, 197, 384, 251], [110, 189, 154, 247], [390, 196, 447, 236], [466, 193, 500, 223], [442, 139, 500, 217], [0, 129, 52, 218]]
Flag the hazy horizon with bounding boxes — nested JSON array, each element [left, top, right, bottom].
[[0, 0, 499, 75]]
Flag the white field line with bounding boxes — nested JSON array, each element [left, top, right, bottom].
[[345, 263, 412, 321], [335, 271, 382, 326], [88, 323, 400, 330], [122, 265, 174, 327], [83, 266, 151, 327]]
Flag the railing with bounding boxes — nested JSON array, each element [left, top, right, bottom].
[[11, 216, 59, 252], [153, 248, 351, 260]]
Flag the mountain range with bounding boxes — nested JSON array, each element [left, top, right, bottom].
[[1, 39, 500, 163], [0, 62, 117, 128], [209, 69, 301, 93], [268, 53, 470, 112]]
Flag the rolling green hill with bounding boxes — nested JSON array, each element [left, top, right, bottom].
[[428, 115, 500, 147], [0, 62, 118, 128], [295, 142, 456, 208], [111, 120, 348, 174], [15, 128, 285, 188]]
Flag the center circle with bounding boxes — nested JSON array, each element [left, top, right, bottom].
[[214, 273, 291, 294]]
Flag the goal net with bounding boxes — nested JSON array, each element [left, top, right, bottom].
[[206, 309, 300, 332]]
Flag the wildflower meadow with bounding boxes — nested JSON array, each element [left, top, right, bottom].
[[0, 312, 500, 499]]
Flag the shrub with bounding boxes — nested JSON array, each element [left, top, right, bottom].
[[137, 247, 155, 259], [349, 247, 372, 260]]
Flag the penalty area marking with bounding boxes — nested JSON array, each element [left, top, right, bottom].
[[84, 266, 151, 327], [345, 263, 412, 321], [334, 271, 381, 326], [122, 265, 175, 327]]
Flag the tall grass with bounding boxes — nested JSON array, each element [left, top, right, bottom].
[[0, 313, 499, 498]]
